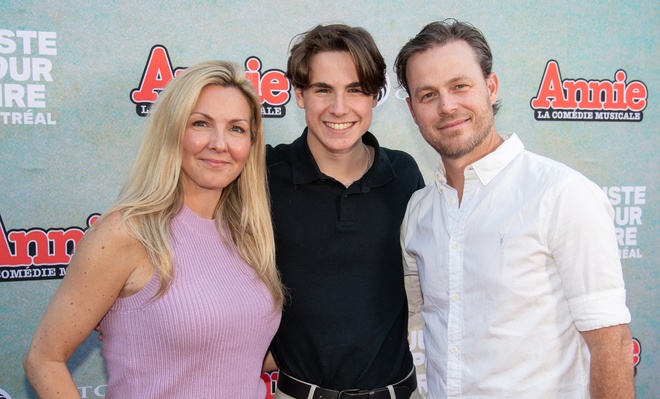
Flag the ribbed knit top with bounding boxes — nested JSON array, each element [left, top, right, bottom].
[[100, 206, 280, 398]]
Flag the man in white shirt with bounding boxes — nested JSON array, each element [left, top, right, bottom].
[[394, 19, 635, 398]]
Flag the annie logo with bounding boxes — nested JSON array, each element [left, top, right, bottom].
[[244, 56, 290, 117], [130, 45, 290, 118], [260, 370, 279, 399], [530, 60, 647, 122], [0, 214, 98, 282], [130, 45, 185, 116], [633, 337, 642, 370]]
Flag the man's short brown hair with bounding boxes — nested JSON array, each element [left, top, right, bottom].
[[287, 24, 386, 96]]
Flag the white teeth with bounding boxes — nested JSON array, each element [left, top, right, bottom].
[[325, 122, 353, 130]]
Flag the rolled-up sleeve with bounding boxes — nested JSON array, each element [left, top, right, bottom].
[[545, 175, 631, 331]]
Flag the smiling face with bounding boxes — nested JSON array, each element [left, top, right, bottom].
[[295, 51, 377, 156], [181, 85, 253, 207], [405, 40, 499, 161]]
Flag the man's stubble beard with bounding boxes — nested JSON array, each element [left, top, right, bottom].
[[421, 109, 494, 160]]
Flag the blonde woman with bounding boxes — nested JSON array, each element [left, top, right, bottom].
[[24, 61, 283, 398]]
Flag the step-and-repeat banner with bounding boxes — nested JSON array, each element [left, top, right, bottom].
[[1, 1, 657, 398]]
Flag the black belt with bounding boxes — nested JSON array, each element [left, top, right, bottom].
[[276, 368, 417, 399]]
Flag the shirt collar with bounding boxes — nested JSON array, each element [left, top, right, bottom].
[[290, 128, 396, 189], [435, 133, 525, 186], [289, 129, 321, 185]]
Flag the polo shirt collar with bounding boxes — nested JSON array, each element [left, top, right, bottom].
[[290, 128, 396, 188], [289, 129, 322, 185]]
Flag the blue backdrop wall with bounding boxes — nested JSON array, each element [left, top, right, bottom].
[[1, 1, 657, 397]]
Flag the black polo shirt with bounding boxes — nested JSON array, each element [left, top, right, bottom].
[[267, 128, 424, 390]]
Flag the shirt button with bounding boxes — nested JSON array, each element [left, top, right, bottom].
[[450, 347, 458, 354], [451, 294, 459, 302], [451, 242, 460, 250]]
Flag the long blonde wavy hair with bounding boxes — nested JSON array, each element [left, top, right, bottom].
[[104, 60, 283, 307]]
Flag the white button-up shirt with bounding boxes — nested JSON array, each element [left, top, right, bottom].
[[402, 134, 630, 398]]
